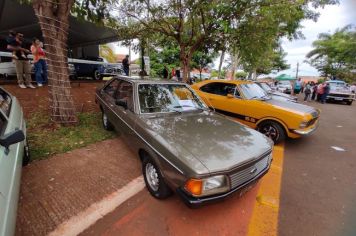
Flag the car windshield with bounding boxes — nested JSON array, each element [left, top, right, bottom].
[[259, 83, 272, 92], [239, 83, 269, 100], [329, 82, 346, 89], [278, 81, 291, 86], [138, 84, 207, 113]]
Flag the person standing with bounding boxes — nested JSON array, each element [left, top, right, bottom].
[[175, 67, 181, 81], [31, 38, 47, 86], [7, 33, 35, 89], [162, 65, 169, 79], [321, 83, 330, 104], [316, 83, 324, 102], [311, 82, 317, 100], [122, 55, 130, 76], [304, 82, 312, 101], [294, 78, 302, 94]]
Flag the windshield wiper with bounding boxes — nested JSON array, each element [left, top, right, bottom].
[[172, 105, 206, 112]]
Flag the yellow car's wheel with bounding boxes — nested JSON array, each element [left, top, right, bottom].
[[258, 121, 286, 144]]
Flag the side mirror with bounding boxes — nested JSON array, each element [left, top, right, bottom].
[[115, 99, 128, 109], [0, 129, 25, 154], [227, 94, 234, 98]]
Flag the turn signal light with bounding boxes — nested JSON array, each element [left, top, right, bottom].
[[185, 179, 202, 196]]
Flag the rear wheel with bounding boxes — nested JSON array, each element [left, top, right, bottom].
[[102, 111, 113, 131], [258, 121, 286, 144], [142, 156, 172, 199], [346, 101, 353, 105]]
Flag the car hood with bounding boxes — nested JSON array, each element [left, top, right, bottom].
[[265, 99, 319, 117], [141, 111, 272, 174]]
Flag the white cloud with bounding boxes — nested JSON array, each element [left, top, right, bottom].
[[279, 0, 356, 77]]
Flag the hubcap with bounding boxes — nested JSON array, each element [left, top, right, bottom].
[[261, 125, 279, 141], [145, 163, 159, 191], [94, 70, 100, 80]]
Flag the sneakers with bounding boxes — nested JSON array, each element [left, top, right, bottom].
[[18, 84, 26, 89], [38, 83, 43, 87], [27, 84, 36, 89]]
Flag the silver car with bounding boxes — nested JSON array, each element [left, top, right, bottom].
[[95, 76, 273, 207], [0, 87, 29, 236]]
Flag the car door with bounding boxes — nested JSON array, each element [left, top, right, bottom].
[[0, 90, 24, 236], [198, 82, 247, 123], [101, 78, 121, 126]]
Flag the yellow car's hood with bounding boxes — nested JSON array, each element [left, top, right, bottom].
[[265, 99, 319, 117]]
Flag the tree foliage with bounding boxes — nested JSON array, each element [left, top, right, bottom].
[[306, 25, 356, 82], [99, 44, 117, 63], [114, 0, 337, 82]]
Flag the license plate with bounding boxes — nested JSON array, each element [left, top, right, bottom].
[[335, 98, 343, 101], [239, 182, 257, 197]]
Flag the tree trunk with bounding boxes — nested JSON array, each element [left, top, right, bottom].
[[180, 49, 191, 83], [230, 53, 240, 80], [33, 0, 77, 124], [218, 50, 225, 79], [199, 67, 202, 80]]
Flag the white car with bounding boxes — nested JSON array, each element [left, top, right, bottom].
[[276, 80, 292, 94]]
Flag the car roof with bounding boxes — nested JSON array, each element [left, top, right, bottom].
[[199, 79, 253, 85], [114, 76, 185, 85]]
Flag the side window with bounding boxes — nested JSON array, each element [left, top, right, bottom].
[[116, 82, 134, 111], [200, 82, 236, 96], [103, 79, 120, 98], [0, 112, 7, 135], [0, 88, 12, 116]]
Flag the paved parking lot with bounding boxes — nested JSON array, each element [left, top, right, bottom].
[[83, 99, 356, 236]]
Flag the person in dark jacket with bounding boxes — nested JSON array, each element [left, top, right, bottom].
[[122, 55, 130, 76], [321, 83, 330, 104], [162, 65, 169, 79]]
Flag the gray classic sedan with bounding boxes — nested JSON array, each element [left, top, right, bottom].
[[96, 76, 273, 207]]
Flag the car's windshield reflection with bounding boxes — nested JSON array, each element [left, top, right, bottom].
[[138, 84, 207, 113], [239, 83, 270, 100]]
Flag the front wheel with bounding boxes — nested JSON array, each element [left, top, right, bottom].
[[257, 121, 286, 144], [93, 70, 102, 80], [142, 156, 172, 199]]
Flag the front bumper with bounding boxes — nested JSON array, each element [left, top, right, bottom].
[[291, 121, 318, 136], [176, 165, 270, 207]]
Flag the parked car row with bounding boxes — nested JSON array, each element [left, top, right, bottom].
[[1, 75, 321, 235], [0, 51, 123, 80]]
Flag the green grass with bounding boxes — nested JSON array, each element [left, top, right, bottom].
[[27, 112, 117, 161]]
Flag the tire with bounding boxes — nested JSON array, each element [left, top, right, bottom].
[[142, 156, 172, 199], [257, 120, 286, 144], [346, 101, 353, 105], [102, 111, 113, 131], [93, 70, 102, 80], [23, 139, 30, 166]]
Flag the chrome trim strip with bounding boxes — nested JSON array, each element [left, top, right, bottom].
[[96, 94, 184, 174]]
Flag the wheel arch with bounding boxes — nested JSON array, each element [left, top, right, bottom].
[[256, 117, 289, 136]]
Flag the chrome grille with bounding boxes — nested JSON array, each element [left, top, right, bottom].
[[229, 153, 271, 189]]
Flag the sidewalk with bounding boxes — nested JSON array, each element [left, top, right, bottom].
[[15, 138, 141, 236]]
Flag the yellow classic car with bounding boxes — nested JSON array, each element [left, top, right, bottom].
[[191, 80, 320, 143]]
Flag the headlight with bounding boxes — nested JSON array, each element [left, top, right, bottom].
[[185, 175, 229, 197], [299, 121, 308, 128]]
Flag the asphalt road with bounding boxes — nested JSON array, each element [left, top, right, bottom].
[[279, 100, 356, 236], [80, 99, 356, 236]]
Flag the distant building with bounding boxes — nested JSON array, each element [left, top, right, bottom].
[[299, 76, 324, 84]]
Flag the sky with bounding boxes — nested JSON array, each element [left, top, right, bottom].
[[110, 0, 356, 77], [277, 0, 356, 77]]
